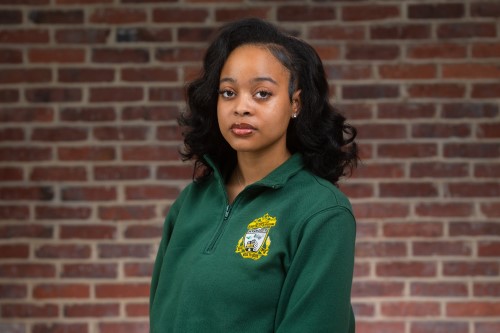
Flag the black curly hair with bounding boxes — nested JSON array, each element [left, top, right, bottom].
[[179, 18, 358, 184]]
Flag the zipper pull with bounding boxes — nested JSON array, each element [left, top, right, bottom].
[[224, 205, 231, 219]]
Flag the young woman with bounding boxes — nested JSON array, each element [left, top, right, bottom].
[[150, 18, 358, 332]]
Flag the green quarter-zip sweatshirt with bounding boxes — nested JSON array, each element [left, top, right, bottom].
[[150, 154, 356, 332]]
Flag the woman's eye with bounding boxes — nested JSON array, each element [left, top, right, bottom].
[[255, 90, 272, 99], [218, 89, 235, 98]]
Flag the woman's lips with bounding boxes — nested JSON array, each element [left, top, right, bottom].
[[231, 123, 256, 136]]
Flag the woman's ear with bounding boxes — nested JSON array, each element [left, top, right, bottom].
[[291, 90, 301, 117]]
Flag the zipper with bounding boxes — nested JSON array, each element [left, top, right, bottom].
[[204, 204, 232, 254]]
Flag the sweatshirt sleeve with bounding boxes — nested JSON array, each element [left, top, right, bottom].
[[275, 207, 356, 333]]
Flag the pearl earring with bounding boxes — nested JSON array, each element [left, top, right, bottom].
[[292, 113, 298, 118]]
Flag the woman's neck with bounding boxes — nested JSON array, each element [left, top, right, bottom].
[[235, 149, 291, 187]]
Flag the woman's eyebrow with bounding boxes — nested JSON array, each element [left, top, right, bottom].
[[219, 77, 278, 85]]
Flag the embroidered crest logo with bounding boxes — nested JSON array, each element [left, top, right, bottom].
[[235, 213, 277, 260]]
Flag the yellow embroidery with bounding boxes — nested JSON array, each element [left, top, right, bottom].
[[235, 213, 277, 260]]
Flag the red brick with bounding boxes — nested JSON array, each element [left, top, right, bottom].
[[90, 8, 146, 24], [346, 44, 399, 60], [471, 2, 500, 17], [126, 303, 149, 317], [309, 25, 365, 40], [376, 262, 436, 277], [342, 5, 399, 21], [95, 283, 149, 298], [122, 146, 179, 161], [411, 322, 468, 333], [481, 202, 500, 217], [383, 222, 443, 238], [443, 103, 498, 118], [157, 165, 192, 180], [475, 323, 500, 333], [0, 264, 55, 278], [356, 321, 405, 333], [445, 143, 499, 158], [0, 205, 30, 220], [0, 167, 23, 181], [352, 303, 374, 316], [29, 10, 83, 24], [356, 124, 406, 139], [125, 185, 180, 200], [60, 107, 115, 121], [0, 128, 24, 141], [371, 24, 430, 40], [90, 87, 143, 102], [443, 63, 500, 79], [342, 85, 399, 99], [93, 126, 149, 141], [60, 225, 116, 239], [478, 123, 500, 138], [30, 167, 87, 181], [443, 262, 499, 276], [0, 68, 51, 84], [354, 262, 370, 277], [94, 165, 150, 181], [413, 241, 472, 256], [58, 147, 116, 161], [1, 303, 58, 318], [378, 143, 437, 158], [123, 262, 154, 277], [410, 162, 468, 178], [26, 88, 82, 103], [352, 281, 405, 297], [58, 68, 114, 82], [324, 64, 371, 80], [29, 48, 85, 63], [474, 282, 500, 297], [408, 3, 464, 19], [378, 103, 436, 118], [92, 48, 149, 63], [438, 23, 496, 39], [98, 244, 152, 258], [447, 302, 500, 317], [0, 29, 49, 43], [99, 205, 155, 220], [416, 203, 473, 217], [352, 203, 409, 219], [380, 182, 437, 198], [0, 89, 19, 102], [156, 47, 205, 62], [154, 8, 209, 22], [32, 127, 88, 141], [149, 87, 184, 102], [379, 64, 435, 79], [0, 147, 51, 162], [356, 241, 407, 257], [0, 10, 22, 24], [35, 206, 91, 220], [410, 282, 468, 297], [450, 222, 500, 236], [55, 28, 110, 44], [472, 83, 500, 98], [447, 182, 499, 198], [278, 6, 335, 21], [57, 0, 113, 3], [0, 108, 53, 122], [408, 84, 465, 98], [215, 8, 269, 22], [62, 186, 117, 201], [381, 301, 440, 317], [0, 284, 27, 299], [0, 244, 29, 258], [64, 303, 119, 317], [0, 48, 22, 63], [35, 244, 91, 258], [472, 43, 500, 58], [99, 322, 149, 333], [478, 241, 500, 257], [33, 284, 89, 299], [157, 125, 182, 141], [408, 43, 467, 59], [122, 106, 179, 121], [61, 263, 117, 279], [0, 225, 52, 238], [339, 183, 373, 199], [356, 223, 377, 239], [32, 324, 88, 333], [117, 27, 173, 43], [412, 123, 470, 138], [121, 68, 177, 82]]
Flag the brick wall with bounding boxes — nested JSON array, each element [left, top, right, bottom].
[[0, 0, 499, 332]]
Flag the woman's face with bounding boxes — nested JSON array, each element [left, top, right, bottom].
[[217, 44, 300, 159]]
